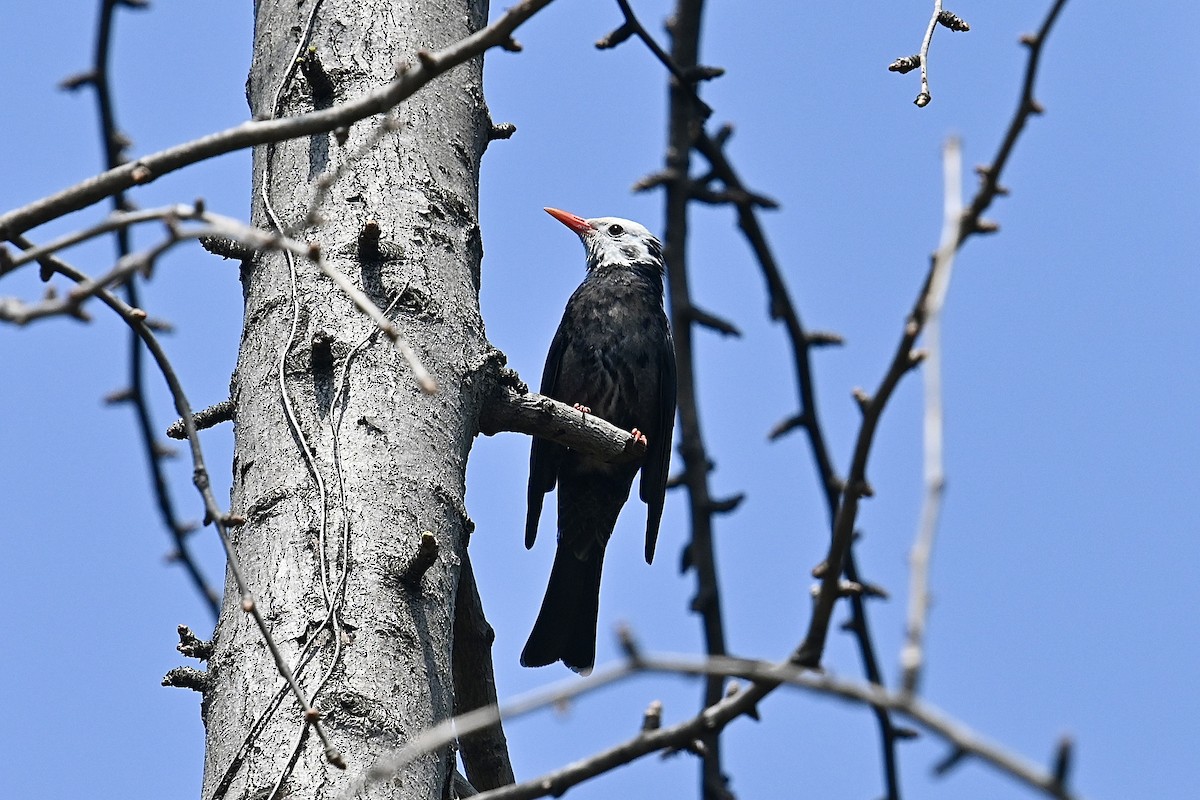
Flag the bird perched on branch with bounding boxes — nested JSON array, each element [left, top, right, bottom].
[[521, 207, 677, 674]]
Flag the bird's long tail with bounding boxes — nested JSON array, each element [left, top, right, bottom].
[[520, 542, 605, 674]]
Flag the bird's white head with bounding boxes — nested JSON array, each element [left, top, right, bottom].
[[544, 207, 663, 270]]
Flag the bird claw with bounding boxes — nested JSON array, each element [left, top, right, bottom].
[[630, 428, 648, 446], [573, 403, 592, 415]]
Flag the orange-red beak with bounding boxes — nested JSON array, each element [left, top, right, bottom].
[[544, 207, 592, 236]]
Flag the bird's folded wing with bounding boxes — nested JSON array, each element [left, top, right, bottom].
[[525, 319, 571, 548], [640, 327, 677, 564]]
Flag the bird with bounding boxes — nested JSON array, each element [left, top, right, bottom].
[[521, 207, 676, 674]]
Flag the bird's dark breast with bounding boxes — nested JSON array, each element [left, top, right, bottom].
[[554, 276, 667, 438]]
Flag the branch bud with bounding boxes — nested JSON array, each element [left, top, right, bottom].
[[888, 55, 921, 74], [937, 10, 970, 32]]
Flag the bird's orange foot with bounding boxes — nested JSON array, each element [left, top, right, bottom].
[[573, 403, 592, 415], [630, 428, 649, 446]]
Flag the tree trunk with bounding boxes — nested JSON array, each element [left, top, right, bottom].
[[201, 1, 492, 798]]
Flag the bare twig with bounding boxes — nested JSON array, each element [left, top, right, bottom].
[[1051, 735, 1074, 793], [167, 399, 234, 439], [609, 1, 896, 794], [339, 662, 639, 799], [898, 2, 972, 107], [690, 132, 843, 510], [612, 2, 1069, 794], [596, 0, 717, 119], [3, 206, 215, 323], [914, 1, 944, 107], [299, 112, 402, 232], [656, 2, 733, 797], [608, 1, 903, 794], [487, 122, 517, 141], [71, 0, 219, 616], [162, 666, 211, 692], [0, 0, 559, 239], [688, 138, 901, 746], [176, 624, 214, 660], [685, 303, 740, 336], [4, 204, 438, 392], [5, 239, 211, 612], [32, 249, 345, 768], [0, 291, 91, 325], [901, 137, 961, 695], [199, 234, 256, 261], [961, 0, 1069, 243], [794, 0, 1070, 674], [4, 204, 203, 272], [342, 649, 1082, 800]]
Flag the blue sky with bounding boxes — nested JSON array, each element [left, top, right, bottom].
[[2, 1, 1198, 798]]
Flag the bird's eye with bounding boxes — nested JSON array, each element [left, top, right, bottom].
[[607, 223, 624, 236]]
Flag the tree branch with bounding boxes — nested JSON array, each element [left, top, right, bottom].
[[607, 0, 905, 794], [453, 549, 515, 790], [961, 0, 1069, 242], [4, 204, 438, 393], [166, 399, 235, 439], [596, 0, 718, 119], [693, 124, 904, 798], [478, 384, 648, 464], [794, 0, 1071, 673], [901, 137, 961, 695], [344, 649, 1083, 800], [656, 2, 733, 797], [890, 2, 972, 107], [75, 0, 219, 618], [31, 247, 346, 770], [609, 3, 1071, 796], [0, 0, 559, 239]]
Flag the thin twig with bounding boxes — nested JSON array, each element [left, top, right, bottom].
[[606, 0, 1068, 793], [4, 205, 195, 271], [32, 248, 345, 769], [606, 1, 904, 794], [901, 137, 961, 695], [166, 399, 234, 439], [794, 0, 1071, 672], [0, 0, 557, 240], [298, 111, 402, 232], [893, 3, 972, 107], [342, 649, 1081, 800], [915, 0, 943, 107], [692, 124, 903, 800], [655, 2, 733, 797], [4, 239, 205, 611], [75, 0, 219, 616], [961, 0, 1069, 243], [597, 0, 715, 119], [338, 663, 638, 799], [4, 204, 437, 393]]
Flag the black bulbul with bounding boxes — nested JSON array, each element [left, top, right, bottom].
[[521, 207, 676, 674]]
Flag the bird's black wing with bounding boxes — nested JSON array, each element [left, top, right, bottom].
[[525, 318, 571, 549], [639, 324, 676, 563]]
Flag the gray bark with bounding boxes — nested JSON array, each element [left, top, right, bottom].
[[201, 1, 493, 798]]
